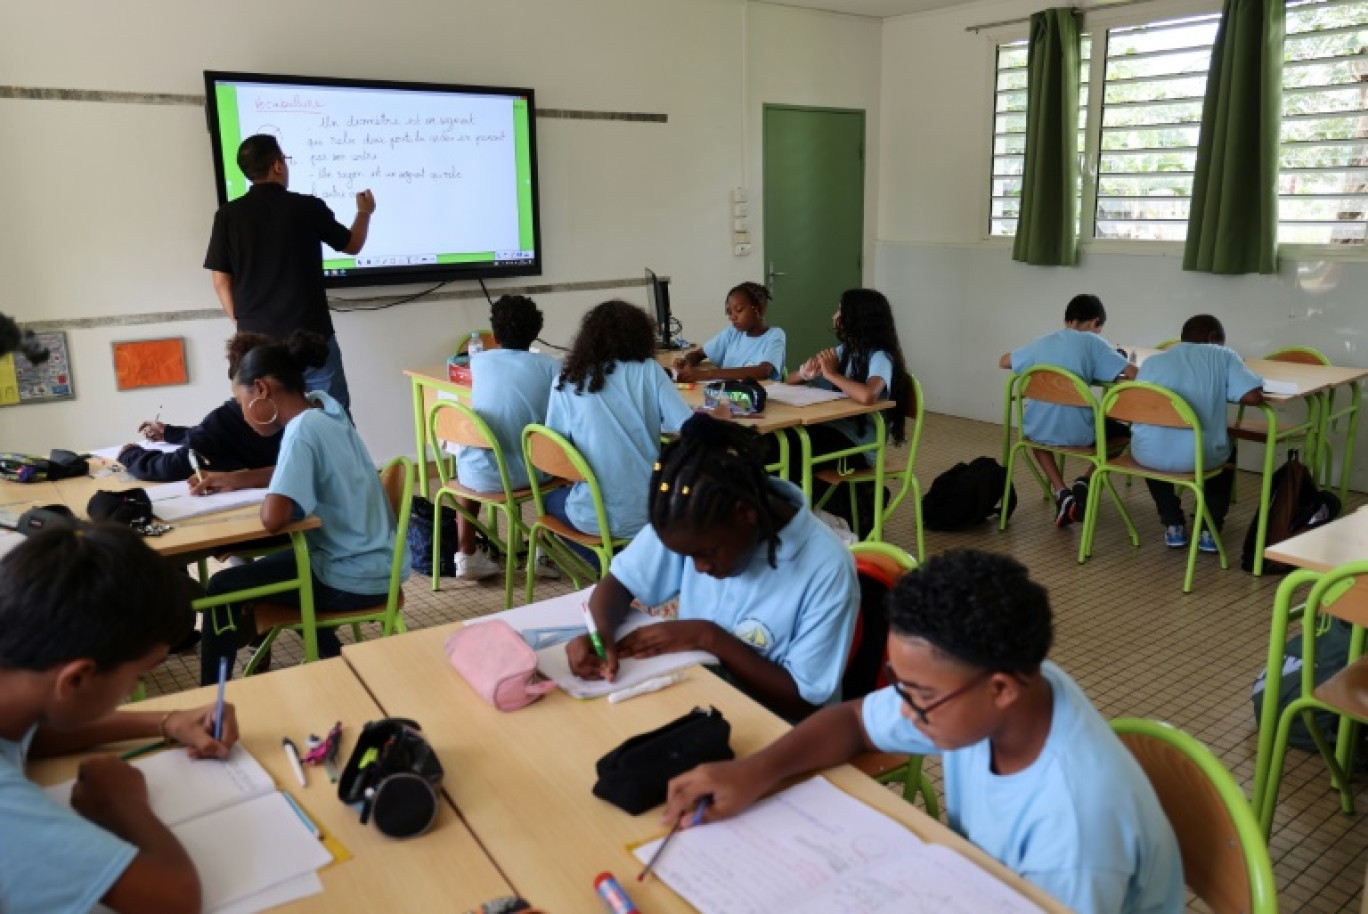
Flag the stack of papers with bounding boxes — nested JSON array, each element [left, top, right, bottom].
[[46, 747, 333, 914], [633, 777, 1043, 914], [763, 385, 848, 407], [89, 441, 181, 462], [146, 480, 269, 522], [1263, 378, 1300, 397], [468, 585, 717, 699]]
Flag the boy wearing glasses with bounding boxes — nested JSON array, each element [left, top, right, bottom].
[[664, 549, 1183, 914]]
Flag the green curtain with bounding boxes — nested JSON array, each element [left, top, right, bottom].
[[1183, 0, 1284, 274], [1013, 8, 1081, 267]]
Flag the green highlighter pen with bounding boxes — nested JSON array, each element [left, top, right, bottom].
[[581, 602, 606, 660]]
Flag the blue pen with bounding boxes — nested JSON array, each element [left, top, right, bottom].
[[637, 795, 711, 882], [213, 656, 228, 741]]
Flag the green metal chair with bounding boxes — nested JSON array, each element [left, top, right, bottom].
[[813, 374, 925, 561], [241, 456, 415, 675], [1081, 382, 1229, 593], [1001, 366, 1131, 531], [1111, 718, 1277, 914], [1155, 338, 1180, 351], [846, 542, 939, 818], [1255, 562, 1368, 838], [428, 399, 552, 609], [1229, 346, 1325, 507], [521, 425, 631, 601]]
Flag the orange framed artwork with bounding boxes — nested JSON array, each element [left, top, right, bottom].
[[113, 338, 189, 390]]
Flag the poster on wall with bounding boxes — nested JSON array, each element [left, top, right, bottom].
[[0, 331, 74, 407], [112, 338, 189, 390]]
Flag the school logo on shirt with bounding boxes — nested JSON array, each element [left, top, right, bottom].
[[733, 619, 774, 653]]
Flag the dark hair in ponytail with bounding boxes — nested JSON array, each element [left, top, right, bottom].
[[649, 414, 785, 568], [233, 330, 329, 394], [834, 288, 911, 445]]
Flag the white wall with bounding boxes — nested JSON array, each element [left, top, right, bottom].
[[0, 0, 882, 461], [876, 1, 1368, 491]]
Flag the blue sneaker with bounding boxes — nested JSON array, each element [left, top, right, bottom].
[[1198, 530, 1218, 554], [1164, 524, 1188, 548]]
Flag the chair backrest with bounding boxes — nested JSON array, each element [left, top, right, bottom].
[[521, 424, 619, 544], [379, 457, 416, 616], [1018, 366, 1098, 408], [1265, 345, 1330, 367], [427, 399, 521, 498], [1155, 338, 1180, 351], [843, 543, 917, 700], [1110, 718, 1277, 914], [1103, 382, 1208, 475]]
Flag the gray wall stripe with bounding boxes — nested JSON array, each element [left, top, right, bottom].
[[0, 86, 667, 122]]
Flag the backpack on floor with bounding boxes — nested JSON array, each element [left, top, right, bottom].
[[407, 496, 458, 576], [921, 457, 1017, 531], [1252, 616, 1368, 759], [1240, 450, 1341, 574]]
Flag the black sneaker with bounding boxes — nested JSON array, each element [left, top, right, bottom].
[[1055, 490, 1076, 528], [1068, 479, 1089, 524]]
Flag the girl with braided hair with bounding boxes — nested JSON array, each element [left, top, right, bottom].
[[567, 414, 858, 721]]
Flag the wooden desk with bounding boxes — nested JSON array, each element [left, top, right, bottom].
[[1263, 505, 1368, 572], [25, 659, 513, 912], [342, 624, 1067, 913]]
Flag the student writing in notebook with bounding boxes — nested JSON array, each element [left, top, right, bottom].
[[0, 524, 239, 914], [998, 293, 1136, 528], [197, 331, 407, 685], [673, 282, 786, 383], [1130, 314, 1263, 552], [664, 550, 1183, 913], [120, 332, 281, 490], [567, 415, 857, 721]]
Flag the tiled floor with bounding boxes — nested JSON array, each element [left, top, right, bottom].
[[145, 412, 1368, 912]]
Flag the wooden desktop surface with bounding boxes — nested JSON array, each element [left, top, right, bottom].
[[1128, 348, 1368, 402], [26, 659, 513, 912], [0, 467, 318, 559], [342, 623, 1067, 913], [1263, 505, 1368, 573]]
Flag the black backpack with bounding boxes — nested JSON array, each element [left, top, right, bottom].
[[1252, 617, 1368, 759], [921, 457, 1018, 531], [1241, 450, 1340, 574]]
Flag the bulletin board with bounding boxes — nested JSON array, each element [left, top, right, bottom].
[[0, 331, 75, 407], [113, 337, 189, 390]]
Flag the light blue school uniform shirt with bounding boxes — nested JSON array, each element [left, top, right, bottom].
[[862, 662, 1184, 914], [1130, 344, 1263, 473], [0, 725, 136, 913], [609, 478, 858, 706], [458, 348, 560, 492], [544, 360, 694, 538], [703, 326, 787, 381], [812, 345, 895, 465], [1010, 329, 1130, 446], [270, 391, 408, 595]]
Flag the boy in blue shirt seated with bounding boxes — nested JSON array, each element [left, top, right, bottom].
[[451, 295, 560, 581], [1131, 314, 1264, 551], [999, 294, 1136, 527], [0, 524, 240, 914], [664, 550, 1184, 914], [567, 415, 857, 721]]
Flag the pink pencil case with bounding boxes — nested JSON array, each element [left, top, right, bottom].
[[445, 620, 557, 711]]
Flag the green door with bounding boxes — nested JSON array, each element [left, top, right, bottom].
[[762, 105, 866, 370]]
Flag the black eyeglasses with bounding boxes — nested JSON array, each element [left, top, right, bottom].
[[885, 664, 991, 725]]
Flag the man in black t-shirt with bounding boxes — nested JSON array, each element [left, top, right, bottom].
[[204, 133, 375, 411]]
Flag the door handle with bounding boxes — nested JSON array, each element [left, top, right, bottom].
[[767, 262, 786, 287]]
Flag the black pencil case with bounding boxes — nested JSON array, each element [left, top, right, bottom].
[[338, 718, 444, 839], [592, 706, 734, 815]]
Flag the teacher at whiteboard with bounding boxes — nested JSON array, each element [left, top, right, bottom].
[[204, 133, 374, 413]]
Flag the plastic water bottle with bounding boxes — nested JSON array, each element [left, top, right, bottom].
[[467, 331, 483, 357]]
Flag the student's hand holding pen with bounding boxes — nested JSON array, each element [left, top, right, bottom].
[[138, 420, 167, 441], [188, 470, 246, 496], [663, 758, 767, 826], [162, 702, 240, 759], [566, 632, 619, 682]]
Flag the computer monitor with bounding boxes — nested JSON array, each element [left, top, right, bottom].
[[646, 269, 678, 350]]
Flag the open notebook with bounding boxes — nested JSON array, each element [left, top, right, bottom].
[[633, 777, 1043, 914], [146, 480, 269, 522], [45, 746, 333, 914], [468, 585, 717, 699]]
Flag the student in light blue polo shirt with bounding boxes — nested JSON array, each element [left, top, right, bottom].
[[674, 282, 787, 382], [664, 550, 1184, 914], [199, 331, 407, 685], [451, 295, 560, 580], [544, 300, 694, 546], [781, 288, 913, 528], [1, 525, 241, 914], [999, 294, 1135, 528], [567, 415, 858, 720], [1131, 314, 1264, 551]]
